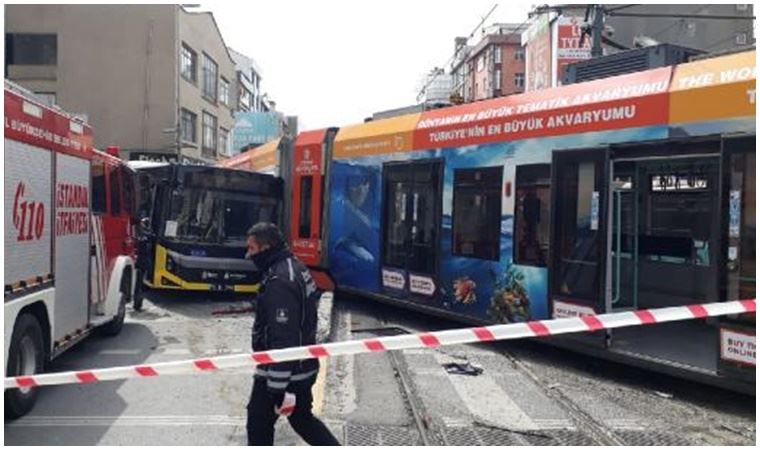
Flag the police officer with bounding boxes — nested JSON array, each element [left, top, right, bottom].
[[245, 222, 340, 446]]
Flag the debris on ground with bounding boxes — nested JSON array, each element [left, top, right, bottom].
[[442, 361, 484, 376], [653, 390, 673, 399]]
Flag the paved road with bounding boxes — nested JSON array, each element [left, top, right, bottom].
[[5, 291, 756, 445], [5, 293, 261, 445]]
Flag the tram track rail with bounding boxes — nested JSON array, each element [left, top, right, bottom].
[[497, 346, 627, 446], [347, 301, 625, 446], [335, 296, 751, 446], [351, 320, 442, 446]]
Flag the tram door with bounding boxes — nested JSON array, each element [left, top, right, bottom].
[[718, 135, 755, 382], [609, 161, 639, 310], [549, 149, 609, 315], [611, 156, 721, 311], [381, 159, 443, 300]]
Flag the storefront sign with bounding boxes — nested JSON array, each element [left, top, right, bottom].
[[129, 152, 208, 166]]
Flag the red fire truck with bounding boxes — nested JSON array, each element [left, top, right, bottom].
[[4, 81, 137, 418]]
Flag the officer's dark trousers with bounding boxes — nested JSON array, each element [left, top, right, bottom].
[[247, 375, 340, 446]]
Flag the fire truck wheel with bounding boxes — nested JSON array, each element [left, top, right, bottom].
[[100, 292, 127, 337], [5, 314, 45, 420]]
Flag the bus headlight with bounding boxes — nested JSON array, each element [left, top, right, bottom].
[[166, 255, 177, 272]]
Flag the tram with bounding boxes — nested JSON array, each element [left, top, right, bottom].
[[233, 50, 756, 392]]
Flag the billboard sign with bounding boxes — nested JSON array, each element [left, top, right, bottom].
[[522, 12, 555, 92], [232, 112, 283, 151], [555, 15, 592, 84]]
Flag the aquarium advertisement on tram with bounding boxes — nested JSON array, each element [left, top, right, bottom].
[[328, 126, 668, 324], [327, 51, 754, 327]]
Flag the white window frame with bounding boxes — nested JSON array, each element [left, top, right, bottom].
[[202, 111, 217, 153], [181, 108, 197, 143], [220, 78, 230, 106], [181, 43, 197, 83], [202, 53, 218, 102], [219, 127, 230, 156], [515, 72, 525, 88]]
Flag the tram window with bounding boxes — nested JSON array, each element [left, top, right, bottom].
[[553, 159, 604, 300], [514, 164, 550, 266], [643, 163, 717, 265], [727, 148, 756, 305], [298, 176, 313, 238], [650, 174, 708, 192], [91, 160, 106, 213], [452, 167, 502, 261]]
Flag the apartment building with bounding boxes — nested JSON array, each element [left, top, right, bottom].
[[5, 4, 237, 164]]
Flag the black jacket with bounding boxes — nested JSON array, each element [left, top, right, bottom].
[[251, 246, 321, 394]]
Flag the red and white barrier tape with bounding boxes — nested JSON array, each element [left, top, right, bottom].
[[5, 299, 755, 389]]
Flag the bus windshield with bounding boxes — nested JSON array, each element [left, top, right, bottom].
[[163, 188, 278, 244], [158, 168, 281, 245]]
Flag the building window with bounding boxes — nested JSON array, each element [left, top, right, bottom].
[[514, 164, 551, 267], [240, 88, 252, 110], [452, 167, 503, 261], [495, 69, 502, 91], [515, 73, 525, 89], [202, 111, 217, 156], [736, 33, 748, 45], [477, 55, 485, 72], [219, 127, 229, 156], [202, 53, 218, 102], [180, 108, 196, 143], [34, 92, 56, 106], [180, 44, 197, 83], [5, 33, 57, 66], [220, 77, 229, 106], [494, 47, 502, 64], [514, 48, 525, 61]]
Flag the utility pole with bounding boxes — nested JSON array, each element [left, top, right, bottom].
[[590, 4, 604, 58]]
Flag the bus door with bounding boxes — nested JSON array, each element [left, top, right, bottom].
[[381, 159, 443, 300], [718, 135, 755, 380], [549, 148, 609, 332]]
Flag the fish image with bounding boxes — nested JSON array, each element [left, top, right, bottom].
[[453, 276, 477, 304]]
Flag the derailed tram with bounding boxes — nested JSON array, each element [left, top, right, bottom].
[[225, 50, 756, 393]]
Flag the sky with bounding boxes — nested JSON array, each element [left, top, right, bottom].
[[205, 0, 533, 130]]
